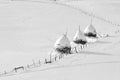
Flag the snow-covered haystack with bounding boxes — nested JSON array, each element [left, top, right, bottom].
[[84, 21, 98, 43], [50, 33, 71, 58], [71, 26, 87, 53], [54, 33, 71, 54], [73, 26, 87, 45]]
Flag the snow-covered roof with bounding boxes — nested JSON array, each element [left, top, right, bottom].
[[84, 23, 97, 34], [54, 33, 71, 49], [73, 26, 87, 41]]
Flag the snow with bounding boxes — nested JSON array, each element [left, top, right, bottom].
[[84, 22, 97, 35], [0, 0, 120, 80], [73, 26, 87, 41], [54, 34, 71, 49]]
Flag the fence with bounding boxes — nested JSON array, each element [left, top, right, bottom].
[[0, 43, 88, 77]]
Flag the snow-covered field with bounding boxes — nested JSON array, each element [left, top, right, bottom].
[[0, 0, 120, 80]]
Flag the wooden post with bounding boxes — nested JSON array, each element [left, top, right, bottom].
[[38, 59, 41, 65], [59, 54, 63, 59], [27, 64, 30, 68], [59, 55, 61, 59], [45, 58, 47, 64], [75, 47, 78, 53], [80, 45, 82, 50], [32, 59, 35, 66], [50, 54, 52, 62], [62, 53, 64, 58], [4, 70, 7, 74], [54, 56, 57, 61], [60, 54, 62, 59], [82, 45, 84, 49]]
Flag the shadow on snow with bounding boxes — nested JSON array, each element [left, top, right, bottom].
[[79, 51, 113, 56]]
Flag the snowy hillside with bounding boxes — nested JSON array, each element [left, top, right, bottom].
[[0, 0, 120, 80]]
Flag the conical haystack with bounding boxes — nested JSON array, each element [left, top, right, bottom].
[[84, 21, 97, 38], [54, 33, 71, 54], [73, 26, 87, 45]]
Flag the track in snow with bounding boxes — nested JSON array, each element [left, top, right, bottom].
[[11, 0, 120, 27]]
